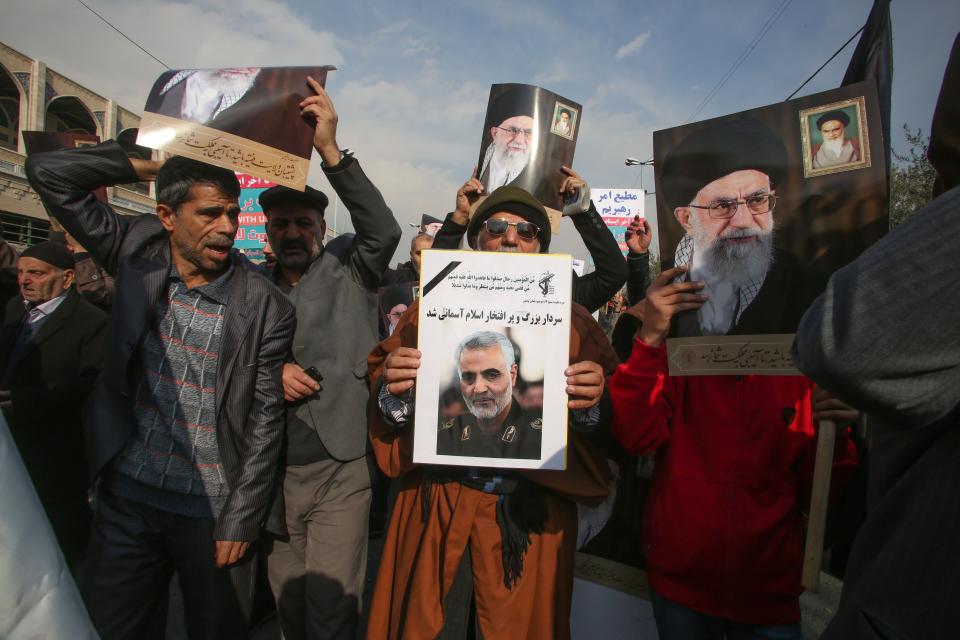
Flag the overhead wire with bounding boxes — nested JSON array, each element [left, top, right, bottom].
[[686, 0, 794, 122], [785, 26, 864, 100], [74, 0, 170, 69]]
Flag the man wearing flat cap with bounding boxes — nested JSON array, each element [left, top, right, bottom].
[[260, 88, 402, 639], [1, 241, 108, 570], [363, 177, 620, 639], [659, 117, 815, 337], [812, 110, 861, 169], [610, 116, 859, 637]]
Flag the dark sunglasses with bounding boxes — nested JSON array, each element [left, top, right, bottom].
[[482, 218, 540, 240]]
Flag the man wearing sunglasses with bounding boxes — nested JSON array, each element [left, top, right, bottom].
[[364, 183, 620, 639], [661, 117, 816, 337]]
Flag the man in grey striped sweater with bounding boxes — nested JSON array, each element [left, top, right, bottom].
[[27, 141, 296, 639]]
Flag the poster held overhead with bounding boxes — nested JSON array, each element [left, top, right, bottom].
[[413, 249, 572, 470], [137, 66, 335, 190], [652, 81, 888, 375], [476, 83, 581, 221]]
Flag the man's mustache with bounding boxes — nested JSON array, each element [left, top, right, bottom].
[[203, 234, 234, 250], [717, 229, 762, 242]]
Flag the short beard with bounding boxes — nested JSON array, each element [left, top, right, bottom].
[[174, 231, 233, 274], [464, 383, 513, 420], [273, 237, 321, 271], [690, 216, 774, 287]]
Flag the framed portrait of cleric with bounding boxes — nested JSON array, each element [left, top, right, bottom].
[[799, 96, 871, 178], [651, 81, 887, 375], [137, 66, 335, 190], [413, 249, 572, 469], [475, 83, 582, 216], [550, 102, 578, 141]]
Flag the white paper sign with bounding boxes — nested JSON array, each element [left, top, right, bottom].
[[591, 188, 658, 257], [413, 249, 572, 470]]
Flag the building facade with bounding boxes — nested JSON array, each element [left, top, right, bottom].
[[0, 41, 155, 250]]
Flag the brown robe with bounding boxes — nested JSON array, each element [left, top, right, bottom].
[[366, 300, 619, 640]]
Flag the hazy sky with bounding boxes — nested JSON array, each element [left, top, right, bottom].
[[2, 0, 956, 262]]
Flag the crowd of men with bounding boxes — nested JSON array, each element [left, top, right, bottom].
[[0, 54, 958, 640]]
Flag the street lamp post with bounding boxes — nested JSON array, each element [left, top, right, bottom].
[[624, 157, 654, 191]]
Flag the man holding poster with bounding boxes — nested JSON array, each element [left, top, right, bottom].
[[365, 180, 619, 639]]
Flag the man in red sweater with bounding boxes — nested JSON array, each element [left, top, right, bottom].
[[610, 264, 858, 639]]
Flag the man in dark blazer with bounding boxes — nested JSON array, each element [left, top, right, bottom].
[[0, 241, 107, 569], [26, 127, 297, 636], [260, 84, 402, 639]]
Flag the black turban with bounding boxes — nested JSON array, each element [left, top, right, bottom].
[[20, 241, 74, 270], [660, 117, 788, 210], [487, 84, 538, 128], [816, 110, 850, 130]]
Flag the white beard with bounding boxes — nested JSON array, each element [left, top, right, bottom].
[[690, 218, 774, 288], [181, 70, 259, 124], [822, 137, 844, 156], [464, 383, 513, 420], [486, 140, 531, 189], [689, 217, 774, 335]]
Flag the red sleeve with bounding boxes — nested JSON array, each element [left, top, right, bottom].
[[609, 336, 675, 456]]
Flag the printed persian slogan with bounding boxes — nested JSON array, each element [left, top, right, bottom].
[[137, 66, 335, 190], [476, 83, 582, 217], [652, 80, 887, 375], [413, 249, 572, 470]]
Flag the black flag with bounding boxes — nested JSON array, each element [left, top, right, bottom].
[[842, 0, 893, 170], [927, 34, 960, 197]]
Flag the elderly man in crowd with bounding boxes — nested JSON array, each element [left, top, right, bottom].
[[25, 81, 307, 635], [259, 84, 401, 640], [382, 232, 433, 286], [431, 165, 626, 314], [0, 241, 107, 569], [365, 177, 619, 639], [660, 117, 815, 337], [609, 115, 860, 640]]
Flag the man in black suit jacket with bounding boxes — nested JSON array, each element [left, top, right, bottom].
[[27, 117, 297, 637], [0, 241, 108, 569]]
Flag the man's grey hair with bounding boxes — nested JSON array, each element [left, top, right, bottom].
[[411, 232, 433, 250], [454, 330, 516, 377]]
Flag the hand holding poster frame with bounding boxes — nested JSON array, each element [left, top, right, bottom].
[[651, 81, 887, 375], [413, 249, 572, 470], [137, 66, 335, 190], [476, 83, 582, 219]]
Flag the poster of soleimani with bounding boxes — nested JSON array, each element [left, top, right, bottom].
[[413, 249, 572, 470], [137, 66, 335, 190], [652, 80, 887, 375], [476, 83, 582, 217]]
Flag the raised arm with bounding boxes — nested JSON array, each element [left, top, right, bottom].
[[25, 142, 160, 275], [299, 77, 401, 289], [793, 186, 960, 428], [560, 167, 627, 313]]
